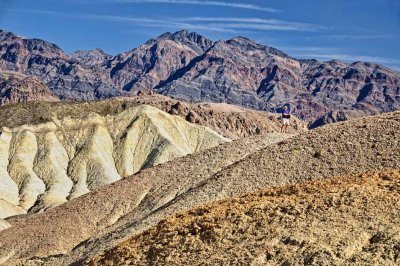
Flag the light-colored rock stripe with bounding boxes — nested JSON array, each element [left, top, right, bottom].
[[8, 130, 46, 210], [31, 131, 72, 212], [0, 129, 19, 206]]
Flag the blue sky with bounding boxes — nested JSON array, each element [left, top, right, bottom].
[[1, 0, 400, 70]]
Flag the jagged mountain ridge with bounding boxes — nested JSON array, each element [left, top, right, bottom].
[[0, 29, 123, 100], [1, 29, 399, 123], [158, 37, 400, 121], [107, 30, 215, 93]]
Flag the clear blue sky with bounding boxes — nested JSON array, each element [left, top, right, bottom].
[[1, 0, 400, 70]]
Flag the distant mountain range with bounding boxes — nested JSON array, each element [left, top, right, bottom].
[[1, 29, 399, 124]]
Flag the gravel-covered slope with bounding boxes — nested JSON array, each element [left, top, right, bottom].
[[89, 170, 400, 266]]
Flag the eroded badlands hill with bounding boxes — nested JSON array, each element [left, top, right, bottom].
[[0, 103, 228, 219], [0, 111, 398, 265], [90, 170, 400, 266], [0, 133, 289, 265]]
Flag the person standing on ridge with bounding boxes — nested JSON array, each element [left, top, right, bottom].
[[280, 106, 291, 133]]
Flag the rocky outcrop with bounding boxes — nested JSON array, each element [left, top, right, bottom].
[[1, 29, 399, 124], [0, 111, 398, 265], [0, 71, 58, 105], [0, 103, 228, 218]]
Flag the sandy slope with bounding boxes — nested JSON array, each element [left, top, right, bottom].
[[89, 170, 400, 266]]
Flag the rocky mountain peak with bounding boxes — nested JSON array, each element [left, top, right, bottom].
[[225, 36, 259, 52], [24, 39, 64, 56], [69, 48, 111, 66], [0, 29, 65, 59], [152, 29, 214, 54], [228, 36, 255, 45], [71, 48, 108, 56], [0, 29, 17, 41]]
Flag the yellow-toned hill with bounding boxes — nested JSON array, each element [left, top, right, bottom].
[[0, 104, 228, 218]]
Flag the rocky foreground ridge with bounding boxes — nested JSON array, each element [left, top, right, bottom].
[[0, 111, 398, 265], [89, 170, 400, 266], [1, 29, 399, 124], [0, 102, 228, 219]]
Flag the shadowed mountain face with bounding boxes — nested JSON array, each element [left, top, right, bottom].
[[1, 29, 399, 123]]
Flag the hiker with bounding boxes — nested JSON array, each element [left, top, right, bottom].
[[280, 106, 291, 133]]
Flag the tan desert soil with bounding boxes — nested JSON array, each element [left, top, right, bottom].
[[1, 111, 399, 265], [88, 170, 400, 266], [0, 133, 290, 265]]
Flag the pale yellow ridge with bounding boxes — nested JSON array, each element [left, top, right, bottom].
[[0, 105, 229, 218]]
